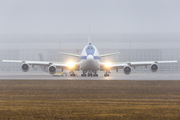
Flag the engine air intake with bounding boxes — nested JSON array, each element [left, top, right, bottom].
[[48, 65, 57, 75], [21, 63, 29, 72], [151, 64, 158, 72], [123, 66, 131, 75]]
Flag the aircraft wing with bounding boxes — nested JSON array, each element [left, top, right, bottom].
[[101, 60, 177, 69], [2, 60, 51, 65], [2, 60, 80, 69]]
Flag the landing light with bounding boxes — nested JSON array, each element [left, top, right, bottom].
[[105, 62, 111, 68], [67, 61, 75, 69]]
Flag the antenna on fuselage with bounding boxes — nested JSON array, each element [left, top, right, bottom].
[[88, 26, 91, 45]]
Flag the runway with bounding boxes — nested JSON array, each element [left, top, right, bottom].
[[0, 71, 180, 80]]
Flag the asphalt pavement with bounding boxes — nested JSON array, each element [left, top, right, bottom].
[[0, 71, 180, 80]]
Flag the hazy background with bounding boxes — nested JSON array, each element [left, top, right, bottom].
[[1, 0, 180, 34], [0, 0, 180, 72]]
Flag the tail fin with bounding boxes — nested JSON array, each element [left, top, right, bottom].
[[88, 26, 91, 45]]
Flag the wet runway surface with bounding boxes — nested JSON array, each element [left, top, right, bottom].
[[0, 71, 180, 80]]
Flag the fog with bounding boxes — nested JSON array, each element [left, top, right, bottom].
[[0, 0, 180, 74], [1, 0, 180, 34]]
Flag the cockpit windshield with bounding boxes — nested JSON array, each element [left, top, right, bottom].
[[87, 46, 94, 49]]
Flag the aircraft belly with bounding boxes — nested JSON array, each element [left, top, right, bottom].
[[80, 59, 99, 70]]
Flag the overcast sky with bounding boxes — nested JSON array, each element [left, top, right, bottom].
[[0, 0, 180, 34]]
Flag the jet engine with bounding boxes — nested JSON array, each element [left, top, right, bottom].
[[48, 65, 57, 75], [21, 63, 29, 72], [123, 65, 131, 75], [151, 63, 158, 72]]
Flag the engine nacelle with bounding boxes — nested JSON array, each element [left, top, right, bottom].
[[21, 63, 29, 72], [48, 65, 57, 75], [151, 64, 158, 72], [123, 66, 131, 75]]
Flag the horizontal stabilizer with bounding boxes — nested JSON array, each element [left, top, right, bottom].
[[59, 52, 80, 57], [100, 52, 120, 57]]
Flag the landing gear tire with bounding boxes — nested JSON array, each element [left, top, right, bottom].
[[104, 74, 109, 77], [88, 73, 92, 77], [93, 74, 98, 77], [70, 73, 75, 77], [81, 74, 86, 77]]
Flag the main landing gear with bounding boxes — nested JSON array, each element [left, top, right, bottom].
[[81, 73, 98, 77], [104, 74, 109, 77], [70, 73, 75, 76], [81, 70, 87, 77], [81, 70, 98, 77], [104, 70, 110, 77], [93, 74, 98, 77], [81, 74, 86, 77], [93, 70, 98, 77], [70, 70, 76, 77], [88, 73, 92, 77]]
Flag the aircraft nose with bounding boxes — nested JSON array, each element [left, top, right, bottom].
[[87, 55, 94, 59]]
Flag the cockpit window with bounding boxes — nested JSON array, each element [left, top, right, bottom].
[[87, 46, 94, 49]]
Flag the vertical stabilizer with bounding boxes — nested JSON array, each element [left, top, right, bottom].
[[88, 26, 91, 45]]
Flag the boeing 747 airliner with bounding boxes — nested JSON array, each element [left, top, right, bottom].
[[2, 36, 177, 77]]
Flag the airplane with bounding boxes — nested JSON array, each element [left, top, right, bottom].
[[2, 35, 177, 77]]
